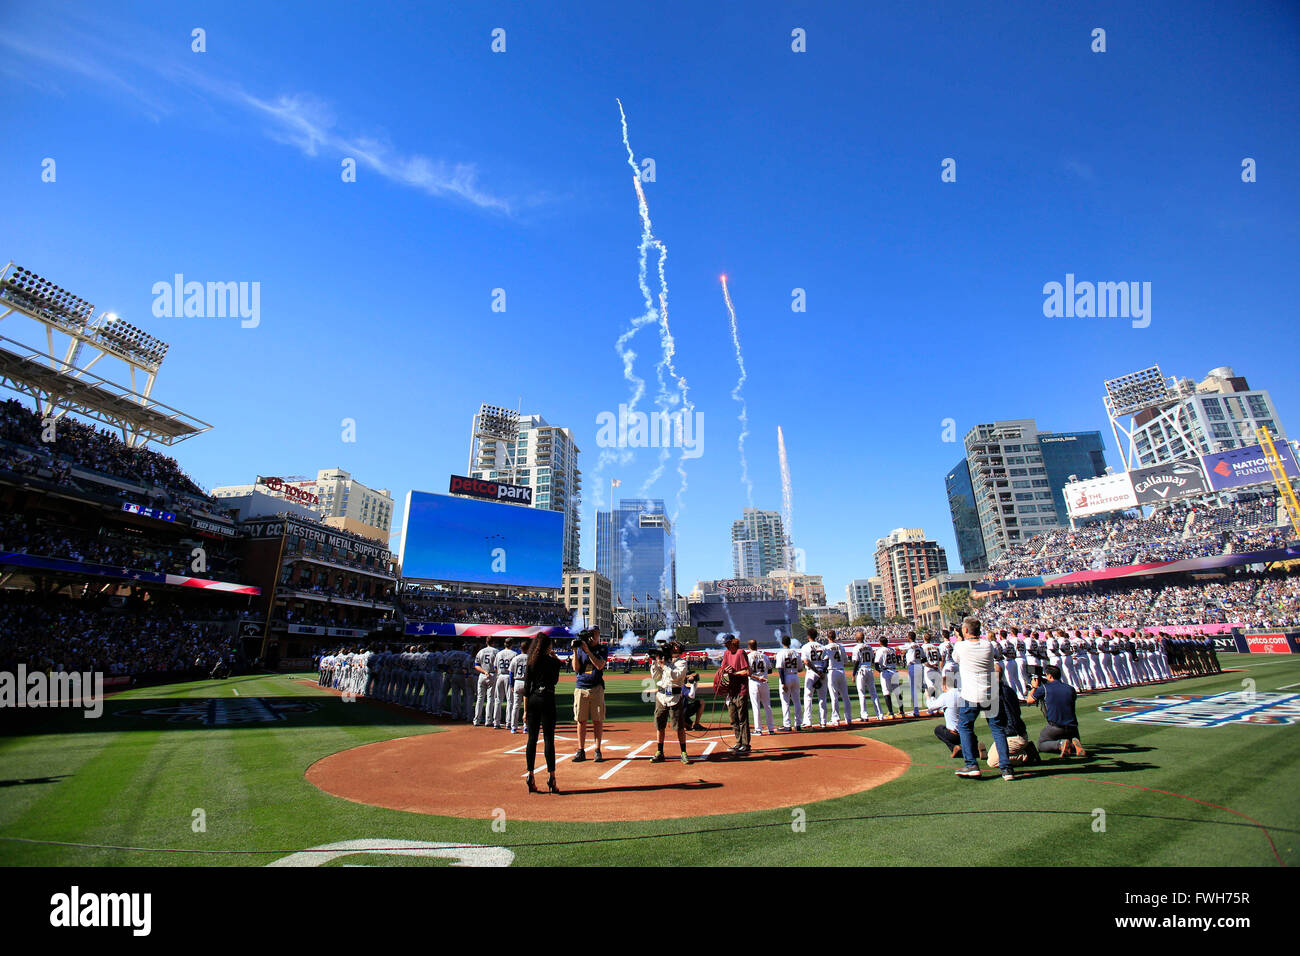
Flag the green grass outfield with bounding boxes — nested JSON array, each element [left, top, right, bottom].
[[1, 652, 1297, 867]]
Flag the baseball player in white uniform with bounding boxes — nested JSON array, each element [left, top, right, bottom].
[[824, 630, 853, 725], [747, 640, 777, 735], [472, 638, 499, 726], [800, 628, 829, 728], [874, 638, 903, 719], [851, 631, 883, 721], [774, 634, 803, 731], [904, 632, 926, 717], [922, 634, 944, 698]]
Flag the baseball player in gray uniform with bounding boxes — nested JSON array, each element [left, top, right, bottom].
[[472, 638, 499, 726], [490, 638, 518, 728], [508, 638, 530, 732]]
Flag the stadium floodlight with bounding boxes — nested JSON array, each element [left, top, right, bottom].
[[0, 262, 95, 329], [476, 403, 520, 441], [92, 312, 170, 370], [1103, 365, 1173, 417]]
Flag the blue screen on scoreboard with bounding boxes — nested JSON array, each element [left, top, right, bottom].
[[399, 491, 563, 587]]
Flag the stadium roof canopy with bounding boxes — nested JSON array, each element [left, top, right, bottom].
[[0, 335, 210, 446]]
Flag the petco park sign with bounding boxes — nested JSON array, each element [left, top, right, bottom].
[[448, 474, 533, 505]]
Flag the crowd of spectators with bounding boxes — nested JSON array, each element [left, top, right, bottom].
[[980, 574, 1300, 630], [0, 398, 205, 498], [0, 591, 241, 677], [0, 512, 244, 584], [398, 585, 571, 627], [986, 498, 1289, 580]]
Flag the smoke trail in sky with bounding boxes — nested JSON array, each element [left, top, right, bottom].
[[720, 275, 752, 508], [615, 99, 693, 520], [778, 425, 795, 567]]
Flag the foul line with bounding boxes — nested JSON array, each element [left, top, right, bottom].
[[3, 808, 1293, 858]]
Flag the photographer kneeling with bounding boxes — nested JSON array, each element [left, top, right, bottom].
[[649, 642, 692, 764]]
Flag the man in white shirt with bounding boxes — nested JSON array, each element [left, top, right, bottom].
[[774, 634, 803, 731], [747, 639, 777, 735], [952, 618, 1014, 780]]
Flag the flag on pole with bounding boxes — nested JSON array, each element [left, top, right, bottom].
[[611, 479, 621, 487]]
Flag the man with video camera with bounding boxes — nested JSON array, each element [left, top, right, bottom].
[[571, 627, 607, 762], [648, 640, 692, 764]]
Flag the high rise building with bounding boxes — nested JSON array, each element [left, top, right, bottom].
[[873, 528, 949, 621], [945, 457, 988, 573], [595, 498, 676, 617], [469, 410, 582, 570], [846, 578, 887, 623], [561, 569, 613, 637], [730, 508, 789, 578], [959, 420, 1107, 565], [1104, 365, 1289, 470], [212, 468, 394, 543]]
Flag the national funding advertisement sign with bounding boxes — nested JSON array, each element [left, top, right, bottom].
[[1064, 472, 1138, 519], [1201, 442, 1300, 492], [1130, 458, 1209, 505]]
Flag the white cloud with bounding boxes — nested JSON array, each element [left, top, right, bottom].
[[3, 30, 513, 214]]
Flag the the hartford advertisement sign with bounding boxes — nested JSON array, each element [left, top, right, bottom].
[[1064, 472, 1137, 519], [1130, 458, 1209, 504], [1201, 442, 1299, 491]]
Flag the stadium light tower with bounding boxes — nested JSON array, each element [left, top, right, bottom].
[[1102, 364, 1197, 472], [468, 402, 522, 484], [0, 261, 208, 447]]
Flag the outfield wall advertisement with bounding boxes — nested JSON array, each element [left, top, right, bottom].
[[1201, 442, 1299, 491], [1064, 472, 1138, 519], [1230, 629, 1300, 654], [399, 490, 563, 588], [1130, 458, 1209, 504]]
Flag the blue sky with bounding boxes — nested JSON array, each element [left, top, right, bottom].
[[2, 1, 1297, 603]]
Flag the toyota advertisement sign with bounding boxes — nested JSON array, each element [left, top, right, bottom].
[[1130, 458, 1209, 505], [1200, 443, 1299, 492]]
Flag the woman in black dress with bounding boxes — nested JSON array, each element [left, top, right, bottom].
[[523, 632, 563, 793]]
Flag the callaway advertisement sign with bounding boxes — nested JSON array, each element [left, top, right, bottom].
[[448, 474, 533, 505], [1200, 442, 1299, 491], [1064, 472, 1138, 519], [1130, 458, 1209, 504]]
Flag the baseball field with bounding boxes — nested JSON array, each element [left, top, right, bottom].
[[1, 652, 1297, 868]]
